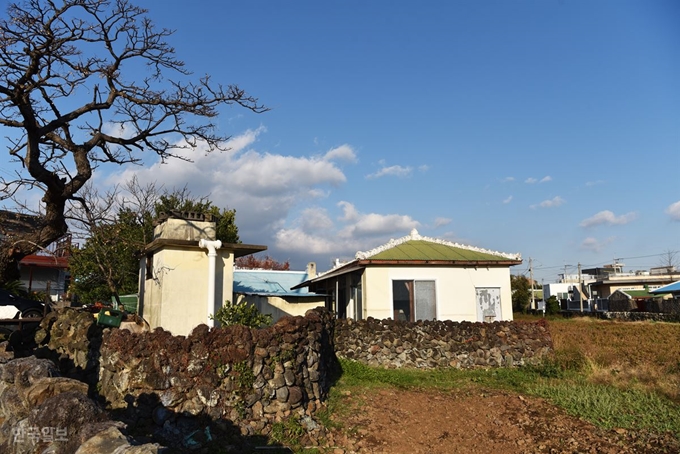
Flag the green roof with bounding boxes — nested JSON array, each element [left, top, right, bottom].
[[624, 289, 666, 299], [368, 240, 516, 262]]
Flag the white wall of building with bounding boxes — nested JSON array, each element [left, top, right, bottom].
[[143, 246, 233, 336], [235, 294, 325, 322], [362, 266, 513, 322]]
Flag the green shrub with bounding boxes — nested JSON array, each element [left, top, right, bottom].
[[545, 295, 560, 315], [210, 300, 272, 329]]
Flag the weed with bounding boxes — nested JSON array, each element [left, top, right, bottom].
[[232, 360, 255, 390], [270, 416, 306, 448]]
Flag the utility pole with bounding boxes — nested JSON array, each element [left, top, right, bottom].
[[530, 257, 535, 311], [578, 262, 583, 312]]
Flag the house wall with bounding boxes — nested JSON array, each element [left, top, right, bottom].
[[234, 294, 326, 322], [543, 282, 574, 301], [143, 246, 234, 336], [362, 266, 513, 322]]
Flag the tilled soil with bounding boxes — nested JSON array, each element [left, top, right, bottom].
[[321, 388, 679, 454]]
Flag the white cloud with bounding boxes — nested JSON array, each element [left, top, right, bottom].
[[666, 201, 680, 221], [366, 164, 413, 179], [579, 210, 638, 228], [274, 228, 339, 255], [104, 128, 358, 243], [300, 207, 334, 231], [580, 236, 614, 253], [338, 201, 359, 222], [530, 196, 565, 209], [275, 201, 420, 258], [585, 180, 605, 187], [525, 176, 551, 184], [434, 217, 452, 228], [323, 144, 357, 163], [503, 196, 513, 204], [501, 177, 515, 183], [339, 210, 419, 238], [418, 165, 430, 172]]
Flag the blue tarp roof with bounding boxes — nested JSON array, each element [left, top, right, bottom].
[[233, 270, 319, 297], [650, 280, 680, 294]]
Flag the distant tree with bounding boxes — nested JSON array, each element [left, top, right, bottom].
[[511, 274, 532, 313], [69, 208, 146, 304], [68, 178, 156, 304], [69, 179, 239, 304], [235, 255, 290, 270], [0, 0, 265, 285], [545, 295, 560, 315]]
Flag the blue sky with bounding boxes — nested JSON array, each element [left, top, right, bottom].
[[3, 0, 680, 283]]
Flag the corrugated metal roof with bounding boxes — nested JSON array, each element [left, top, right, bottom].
[[650, 280, 680, 294], [369, 240, 515, 261], [233, 270, 317, 296]]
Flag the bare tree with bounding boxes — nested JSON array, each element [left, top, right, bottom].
[[0, 0, 266, 283], [657, 250, 679, 274], [66, 177, 159, 305]]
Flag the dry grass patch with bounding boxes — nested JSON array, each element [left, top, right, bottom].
[[547, 317, 680, 401]]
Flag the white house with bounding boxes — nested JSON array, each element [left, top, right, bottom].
[[293, 229, 522, 323]]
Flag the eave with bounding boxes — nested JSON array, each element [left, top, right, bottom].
[[142, 238, 267, 258], [357, 259, 522, 267], [291, 257, 521, 290], [19, 254, 69, 269]]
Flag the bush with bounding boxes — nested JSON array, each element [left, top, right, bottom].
[[545, 296, 560, 315], [210, 300, 272, 329]]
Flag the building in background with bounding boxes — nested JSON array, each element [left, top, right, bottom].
[[294, 229, 522, 323], [233, 263, 325, 322]]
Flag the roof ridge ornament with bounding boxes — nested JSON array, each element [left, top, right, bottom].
[[355, 230, 522, 261]]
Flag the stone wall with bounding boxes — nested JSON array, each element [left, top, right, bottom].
[[334, 317, 553, 369], [32, 308, 555, 449], [601, 311, 680, 323], [34, 307, 337, 443]]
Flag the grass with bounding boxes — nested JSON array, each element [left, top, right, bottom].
[[324, 315, 680, 440], [530, 380, 680, 434]]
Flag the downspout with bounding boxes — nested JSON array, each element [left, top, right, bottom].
[[199, 239, 222, 328]]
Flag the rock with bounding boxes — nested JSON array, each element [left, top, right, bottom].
[[22, 377, 89, 408], [28, 390, 108, 453], [0, 356, 59, 387], [276, 386, 289, 403], [288, 386, 303, 406], [75, 426, 128, 453], [152, 405, 173, 427], [75, 426, 164, 453]]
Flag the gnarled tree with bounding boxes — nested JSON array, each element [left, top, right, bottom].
[[0, 0, 265, 283]]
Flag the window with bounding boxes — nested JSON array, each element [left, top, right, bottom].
[[392, 280, 436, 322]]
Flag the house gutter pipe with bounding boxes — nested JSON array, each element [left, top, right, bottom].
[[199, 239, 222, 328]]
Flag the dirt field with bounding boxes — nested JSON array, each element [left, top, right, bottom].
[[322, 387, 679, 454]]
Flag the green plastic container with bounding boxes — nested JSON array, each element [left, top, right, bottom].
[[97, 309, 123, 328], [111, 294, 138, 314]]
